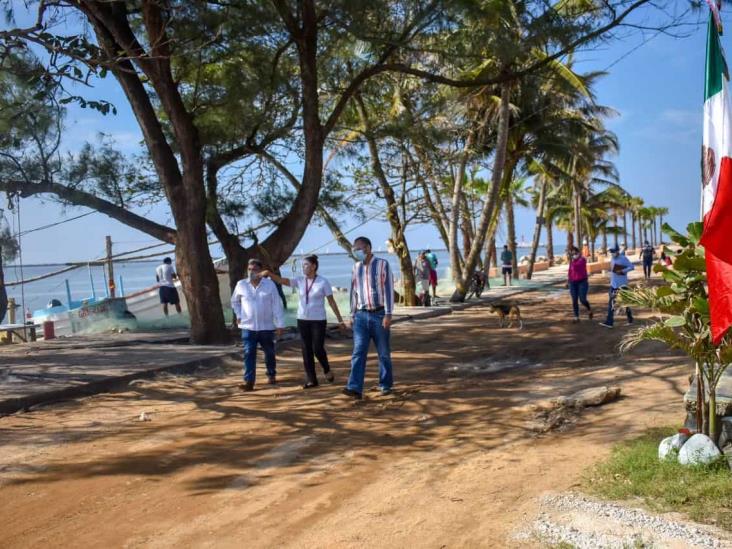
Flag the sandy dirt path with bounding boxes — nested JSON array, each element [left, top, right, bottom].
[[0, 276, 710, 547]]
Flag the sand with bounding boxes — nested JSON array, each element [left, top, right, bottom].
[[0, 275, 717, 547]]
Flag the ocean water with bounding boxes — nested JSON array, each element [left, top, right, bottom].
[[3, 247, 547, 314]]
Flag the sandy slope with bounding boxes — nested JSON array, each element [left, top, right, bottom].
[[0, 274, 721, 547]]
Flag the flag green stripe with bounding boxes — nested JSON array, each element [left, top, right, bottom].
[[706, 12, 727, 101]]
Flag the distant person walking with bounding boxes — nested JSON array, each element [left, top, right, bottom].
[[660, 251, 672, 267], [500, 245, 513, 286], [414, 251, 432, 306], [343, 236, 394, 400], [155, 257, 181, 316], [425, 249, 439, 297], [231, 259, 285, 391], [567, 246, 593, 322], [641, 241, 655, 279], [261, 255, 346, 389], [599, 247, 635, 328]]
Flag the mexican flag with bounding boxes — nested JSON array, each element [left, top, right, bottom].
[[700, 5, 732, 344]]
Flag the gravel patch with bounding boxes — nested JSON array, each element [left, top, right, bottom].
[[515, 492, 732, 548]]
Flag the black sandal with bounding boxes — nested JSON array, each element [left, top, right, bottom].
[[303, 382, 319, 389]]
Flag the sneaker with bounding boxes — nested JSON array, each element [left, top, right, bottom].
[[572, 317, 580, 323], [380, 388, 393, 396], [267, 375, 277, 385], [239, 381, 254, 392], [302, 382, 319, 389], [341, 388, 363, 400], [599, 322, 613, 329], [325, 371, 335, 383]]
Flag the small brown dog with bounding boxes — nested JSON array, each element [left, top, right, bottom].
[[489, 304, 523, 329]]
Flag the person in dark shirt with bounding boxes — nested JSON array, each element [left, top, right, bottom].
[[641, 241, 655, 279]]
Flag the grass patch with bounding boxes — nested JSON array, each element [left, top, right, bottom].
[[583, 427, 732, 531]]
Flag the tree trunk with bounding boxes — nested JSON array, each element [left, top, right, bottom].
[[613, 212, 619, 249], [696, 363, 705, 435], [709, 378, 718, 442], [546, 217, 555, 266], [448, 131, 476, 284], [505, 192, 519, 279], [631, 212, 637, 251], [355, 93, 417, 306], [573, 188, 582, 251], [590, 238, 596, 262], [526, 180, 547, 280], [461, 193, 473, 262], [566, 229, 574, 253], [622, 211, 628, 248], [659, 214, 664, 244], [601, 226, 607, 255], [450, 82, 511, 302], [0, 248, 6, 324]]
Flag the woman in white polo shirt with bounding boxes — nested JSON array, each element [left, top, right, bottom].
[[260, 255, 346, 388]]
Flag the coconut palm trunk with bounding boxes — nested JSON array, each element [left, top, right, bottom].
[[506, 193, 519, 279], [631, 212, 637, 251], [526, 179, 547, 280], [546, 217, 555, 266]]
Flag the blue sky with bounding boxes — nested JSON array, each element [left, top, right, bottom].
[[3, 8, 720, 264]]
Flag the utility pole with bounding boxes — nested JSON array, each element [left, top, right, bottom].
[[106, 235, 116, 298]]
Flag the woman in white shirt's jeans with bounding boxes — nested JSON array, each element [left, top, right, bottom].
[[261, 255, 346, 388]]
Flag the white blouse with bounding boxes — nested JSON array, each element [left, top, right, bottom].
[[291, 275, 333, 321]]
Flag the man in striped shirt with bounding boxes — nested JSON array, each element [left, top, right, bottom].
[[342, 236, 394, 400]]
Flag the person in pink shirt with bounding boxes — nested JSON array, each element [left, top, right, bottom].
[[567, 246, 593, 322]]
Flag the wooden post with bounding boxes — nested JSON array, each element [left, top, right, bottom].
[[7, 297, 16, 324], [106, 235, 116, 298]]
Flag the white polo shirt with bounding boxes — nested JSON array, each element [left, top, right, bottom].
[[231, 277, 285, 331], [291, 275, 333, 321]]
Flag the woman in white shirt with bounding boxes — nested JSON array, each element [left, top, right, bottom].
[[261, 255, 346, 388]]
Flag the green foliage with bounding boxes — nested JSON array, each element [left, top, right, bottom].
[[0, 225, 19, 262], [584, 428, 732, 530], [620, 222, 731, 439]]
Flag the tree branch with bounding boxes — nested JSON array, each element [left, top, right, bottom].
[[0, 179, 176, 243]]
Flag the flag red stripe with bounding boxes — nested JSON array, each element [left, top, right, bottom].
[[705, 249, 732, 344], [701, 156, 732, 343], [702, 157, 732, 264]]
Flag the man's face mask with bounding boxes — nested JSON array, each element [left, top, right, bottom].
[[353, 248, 366, 262]]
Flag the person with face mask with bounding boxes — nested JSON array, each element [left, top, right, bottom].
[[260, 255, 346, 388], [599, 246, 635, 328], [343, 236, 395, 400], [567, 246, 593, 322], [231, 258, 285, 391]]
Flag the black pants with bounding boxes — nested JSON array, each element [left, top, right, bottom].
[[297, 319, 330, 384], [643, 260, 652, 278]]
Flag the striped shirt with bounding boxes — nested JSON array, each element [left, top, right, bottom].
[[350, 256, 394, 315]]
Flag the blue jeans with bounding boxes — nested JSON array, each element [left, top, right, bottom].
[[347, 310, 393, 394], [568, 279, 591, 317], [604, 288, 633, 326], [242, 329, 276, 383]]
